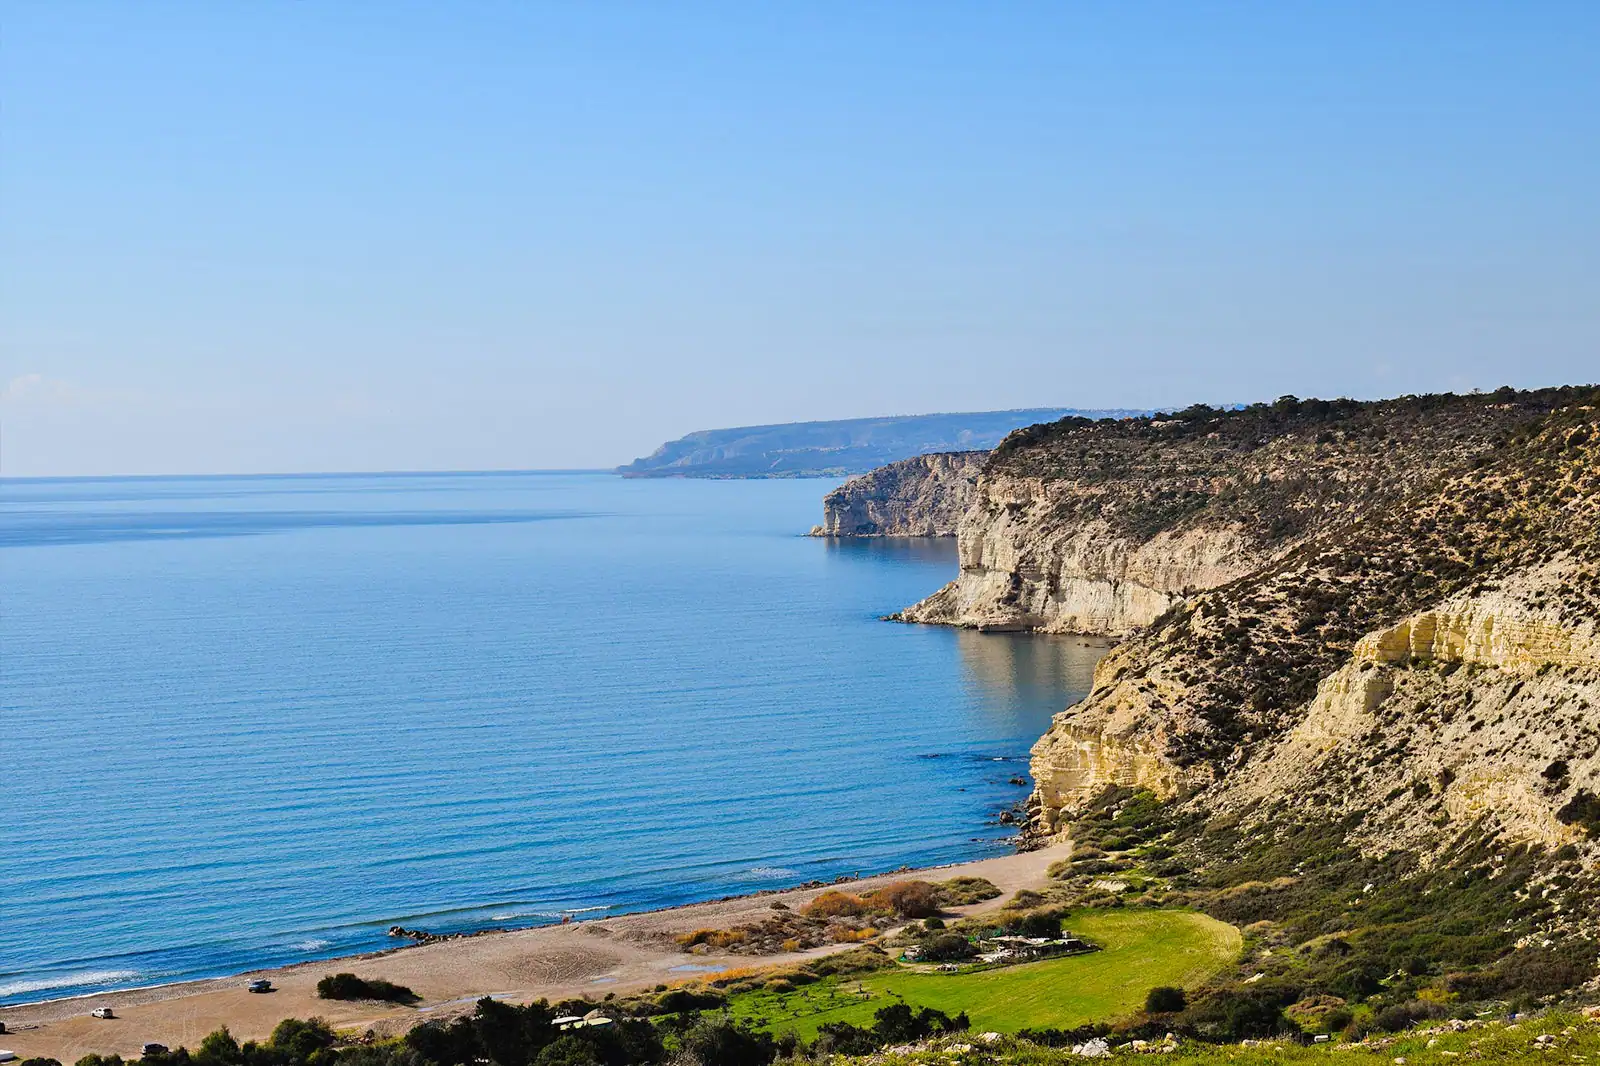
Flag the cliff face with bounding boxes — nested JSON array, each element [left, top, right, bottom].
[[809, 451, 985, 537], [903, 395, 1575, 636], [1025, 396, 1600, 865]]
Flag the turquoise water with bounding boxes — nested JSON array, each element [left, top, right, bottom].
[[0, 472, 1103, 1006]]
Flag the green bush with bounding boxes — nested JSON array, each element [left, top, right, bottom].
[[315, 973, 418, 1003], [920, 933, 977, 962], [1144, 986, 1187, 1013], [655, 987, 726, 1014]]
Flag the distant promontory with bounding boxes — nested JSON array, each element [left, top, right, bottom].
[[617, 408, 1142, 478]]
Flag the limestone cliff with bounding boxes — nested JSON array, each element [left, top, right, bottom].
[[904, 394, 1577, 636], [1025, 393, 1600, 868], [809, 451, 985, 537]]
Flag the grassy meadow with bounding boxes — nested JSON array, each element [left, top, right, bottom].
[[723, 909, 1241, 1037]]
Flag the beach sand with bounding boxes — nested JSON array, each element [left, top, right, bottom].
[[1, 844, 1066, 1062]]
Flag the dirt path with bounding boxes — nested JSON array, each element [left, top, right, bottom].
[[1, 845, 1066, 1062]]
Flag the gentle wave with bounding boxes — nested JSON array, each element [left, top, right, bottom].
[[0, 970, 143, 998], [746, 867, 800, 879]]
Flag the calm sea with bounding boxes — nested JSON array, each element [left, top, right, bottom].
[[0, 472, 1103, 1006]]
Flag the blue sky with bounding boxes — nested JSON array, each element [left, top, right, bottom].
[[3, 2, 1597, 475]]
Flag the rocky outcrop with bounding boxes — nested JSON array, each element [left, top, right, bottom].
[[904, 394, 1577, 637], [809, 451, 985, 537], [1024, 394, 1600, 862]]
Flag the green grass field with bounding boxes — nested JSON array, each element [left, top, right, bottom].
[[727, 909, 1241, 1037]]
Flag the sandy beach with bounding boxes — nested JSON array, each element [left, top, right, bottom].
[[1, 845, 1066, 1062]]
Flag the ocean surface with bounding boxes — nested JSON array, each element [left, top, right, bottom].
[[0, 472, 1104, 1006]]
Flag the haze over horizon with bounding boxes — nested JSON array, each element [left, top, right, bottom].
[[3, 3, 1597, 477]]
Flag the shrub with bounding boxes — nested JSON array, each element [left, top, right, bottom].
[[1011, 912, 1063, 938], [802, 891, 866, 918], [531, 1037, 599, 1066], [1144, 986, 1187, 1013], [806, 945, 894, 977], [1284, 994, 1349, 1032], [656, 987, 726, 1013], [677, 928, 747, 949], [864, 881, 941, 918], [270, 1018, 339, 1058], [934, 877, 1002, 906], [922, 917, 946, 931], [919, 933, 977, 962], [814, 1004, 967, 1055], [316, 973, 418, 1003], [1182, 985, 1298, 1040], [674, 1017, 777, 1066], [1374, 1000, 1448, 1033]]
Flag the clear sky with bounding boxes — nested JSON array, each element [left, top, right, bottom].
[[3, 2, 1597, 476]]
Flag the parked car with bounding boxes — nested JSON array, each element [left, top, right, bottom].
[[247, 979, 274, 993], [142, 1044, 169, 1056], [90, 1007, 116, 1020]]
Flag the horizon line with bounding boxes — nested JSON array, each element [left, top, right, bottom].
[[0, 466, 618, 484]]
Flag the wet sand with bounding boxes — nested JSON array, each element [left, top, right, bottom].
[[1, 845, 1066, 1062]]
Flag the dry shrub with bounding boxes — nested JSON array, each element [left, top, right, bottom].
[[676, 927, 747, 949], [1004, 889, 1048, 910], [864, 880, 941, 918], [780, 938, 802, 952], [935, 876, 1002, 906], [702, 965, 768, 987], [831, 927, 880, 943], [803, 890, 868, 918]]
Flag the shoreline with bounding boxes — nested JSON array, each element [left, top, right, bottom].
[[0, 854, 1013, 1011], [1, 844, 1067, 1062]]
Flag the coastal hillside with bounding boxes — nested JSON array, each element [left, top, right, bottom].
[[1008, 390, 1600, 1038], [618, 409, 1140, 478], [900, 390, 1578, 635], [810, 387, 1600, 1025], [1029, 391, 1600, 838], [809, 451, 985, 536]]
